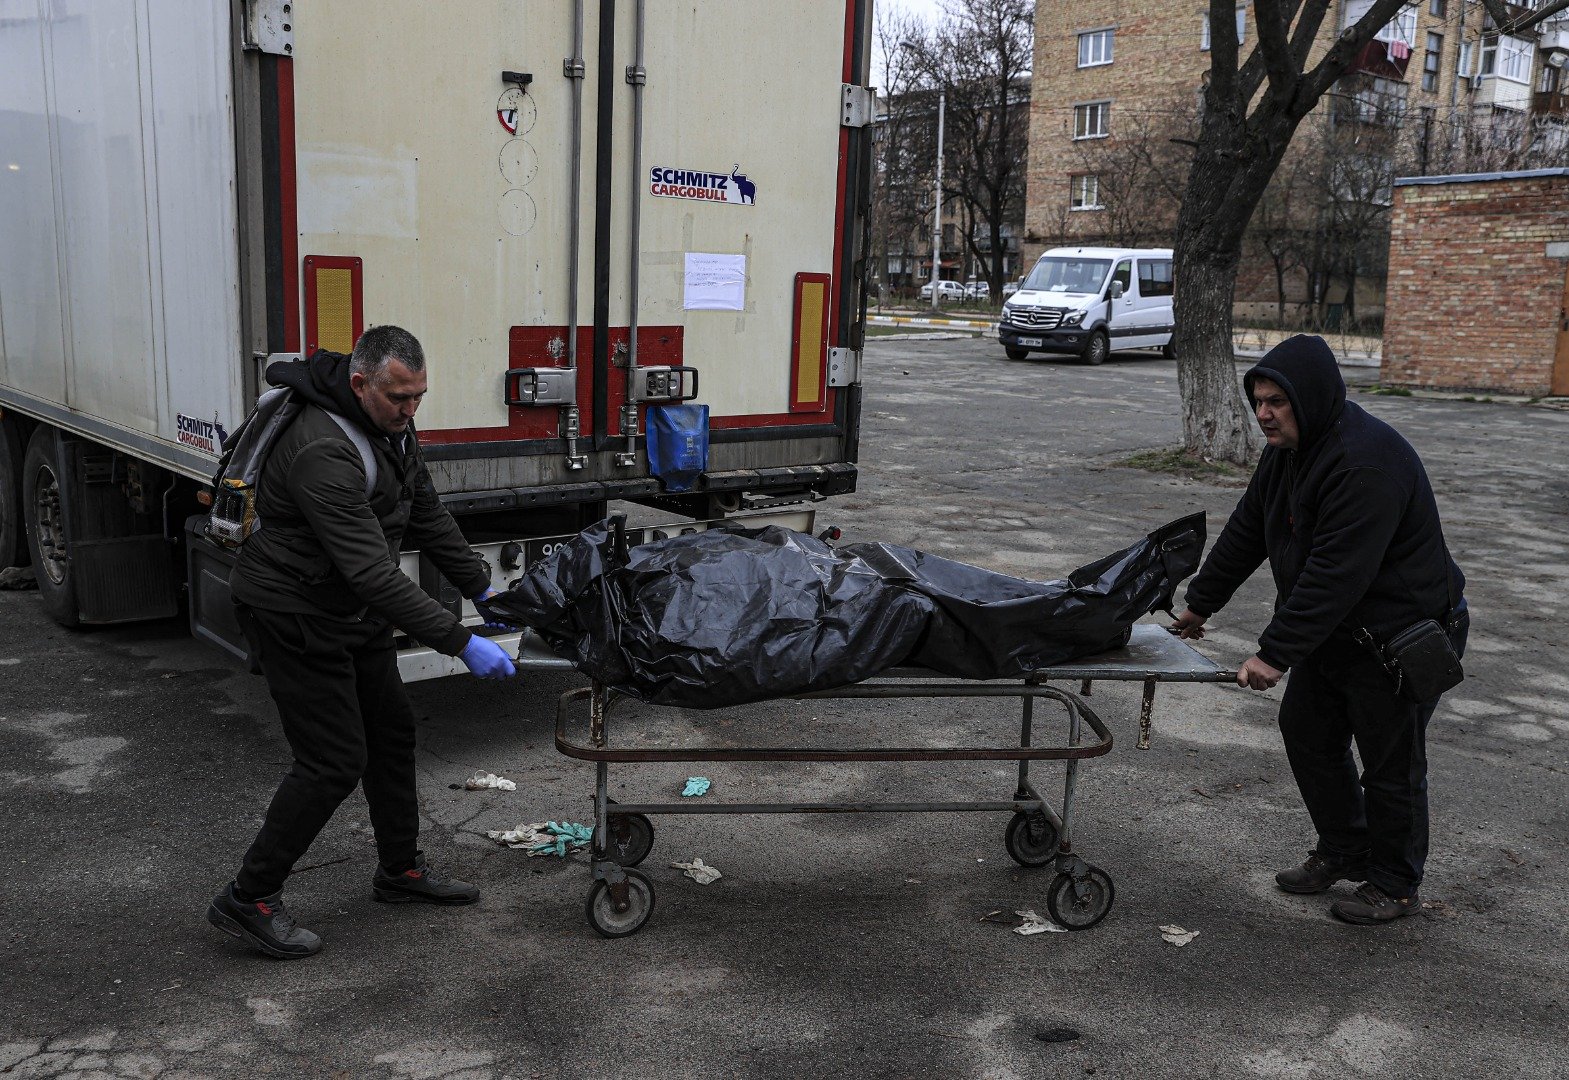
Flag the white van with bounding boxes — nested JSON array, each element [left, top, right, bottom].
[[998, 247, 1175, 364]]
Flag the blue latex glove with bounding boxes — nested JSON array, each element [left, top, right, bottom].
[[681, 777, 711, 797], [460, 634, 516, 679], [528, 821, 593, 857], [471, 586, 517, 632]]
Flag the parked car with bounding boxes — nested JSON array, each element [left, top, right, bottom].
[[1001, 278, 1023, 298], [918, 279, 966, 302], [963, 280, 990, 300], [998, 246, 1175, 364]]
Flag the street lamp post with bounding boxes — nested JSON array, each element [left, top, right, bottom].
[[929, 86, 945, 312]]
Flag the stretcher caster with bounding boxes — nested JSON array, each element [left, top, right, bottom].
[[1004, 811, 1060, 867], [606, 813, 654, 867], [1046, 866, 1115, 930], [585, 866, 656, 938]]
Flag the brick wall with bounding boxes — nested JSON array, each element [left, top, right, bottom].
[[1383, 172, 1569, 395]]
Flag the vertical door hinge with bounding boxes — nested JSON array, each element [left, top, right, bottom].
[[242, 0, 295, 56], [841, 84, 877, 128]]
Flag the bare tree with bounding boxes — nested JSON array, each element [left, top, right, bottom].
[[1174, 0, 1569, 464], [1068, 109, 1191, 249], [901, 0, 1034, 296]]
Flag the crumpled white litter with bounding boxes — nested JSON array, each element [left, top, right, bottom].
[[1013, 909, 1068, 935], [487, 822, 546, 848], [1159, 924, 1200, 946], [672, 857, 722, 885], [465, 771, 516, 791]]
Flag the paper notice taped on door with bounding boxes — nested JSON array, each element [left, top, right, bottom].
[[684, 252, 747, 311]]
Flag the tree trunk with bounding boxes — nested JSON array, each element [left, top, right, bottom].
[[1173, 251, 1258, 464]]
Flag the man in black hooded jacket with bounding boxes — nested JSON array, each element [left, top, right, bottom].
[[1170, 335, 1467, 925], [206, 326, 518, 959]]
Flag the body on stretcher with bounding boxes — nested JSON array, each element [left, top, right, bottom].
[[531, 623, 1234, 938]]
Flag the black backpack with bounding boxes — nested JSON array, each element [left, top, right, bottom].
[[206, 387, 377, 549]]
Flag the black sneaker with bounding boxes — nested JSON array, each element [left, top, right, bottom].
[[1275, 849, 1369, 894], [1331, 883, 1421, 925], [206, 885, 321, 959], [372, 861, 479, 905]]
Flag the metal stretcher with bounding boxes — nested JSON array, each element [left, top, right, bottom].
[[548, 623, 1235, 937]]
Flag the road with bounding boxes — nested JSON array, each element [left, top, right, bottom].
[[2, 338, 1566, 1079]]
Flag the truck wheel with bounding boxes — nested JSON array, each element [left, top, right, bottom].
[[1081, 330, 1109, 366], [1004, 346, 1030, 361], [21, 427, 80, 627], [1162, 336, 1177, 360], [0, 415, 25, 568]]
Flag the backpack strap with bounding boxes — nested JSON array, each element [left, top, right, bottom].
[[324, 410, 379, 498]]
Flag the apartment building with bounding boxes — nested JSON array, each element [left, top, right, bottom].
[[1024, 1, 1569, 320]]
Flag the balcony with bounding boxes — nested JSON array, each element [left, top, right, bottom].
[[1477, 75, 1534, 110], [1346, 37, 1412, 80], [1535, 90, 1569, 116]]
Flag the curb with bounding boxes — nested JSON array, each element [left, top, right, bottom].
[[869, 314, 996, 331]]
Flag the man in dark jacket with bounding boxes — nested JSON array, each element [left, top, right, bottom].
[[207, 326, 517, 959], [1170, 335, 1467, 926]]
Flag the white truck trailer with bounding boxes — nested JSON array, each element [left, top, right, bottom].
[[0, 1, 873, 677]]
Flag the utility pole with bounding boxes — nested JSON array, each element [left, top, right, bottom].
[[930, 86, 945, 312]]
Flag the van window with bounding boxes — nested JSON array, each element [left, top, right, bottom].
[[1138, 259, 1174, 297], [1110, 260, 1132, 295], [1023, 257, 1111, 294]]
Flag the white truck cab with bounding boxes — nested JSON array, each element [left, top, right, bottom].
[[998, 247, 1174, 364]]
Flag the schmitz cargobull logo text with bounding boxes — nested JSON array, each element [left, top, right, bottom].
[[649, 164, 757, 206], [176, 413, 226, 457]]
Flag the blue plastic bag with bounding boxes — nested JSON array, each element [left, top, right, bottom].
[[647, 404, 709, 493]]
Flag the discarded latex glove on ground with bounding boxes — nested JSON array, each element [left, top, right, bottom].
[[464, 771, 517, 791], [485, 820, 593, 856], [1013, 909, 1068, 936], [1160, 924, 1200, 946], [681, 776, 711, 797], [672, 857, 722, 885]]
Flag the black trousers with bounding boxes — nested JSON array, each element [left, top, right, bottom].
[[233, 604, 421, 898], [1277, 611, 1469, 898]]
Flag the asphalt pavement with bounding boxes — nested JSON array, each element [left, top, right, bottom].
[[2, 337, 1566, 1079]]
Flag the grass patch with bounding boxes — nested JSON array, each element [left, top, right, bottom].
[[1118, 447, 1251, 484], [1367, 385, 1412, 396]]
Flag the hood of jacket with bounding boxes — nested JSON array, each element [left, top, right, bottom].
[[1243, 334, 1345, 452], [265, 349, 384, 438]]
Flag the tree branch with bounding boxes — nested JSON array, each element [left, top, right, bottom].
[[1477, 0, 1569, 36], [1300, 0, 1412, 109]]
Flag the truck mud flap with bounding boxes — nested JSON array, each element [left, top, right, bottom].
[[72, 536, 178, 623], [184, 518, 250, 666]]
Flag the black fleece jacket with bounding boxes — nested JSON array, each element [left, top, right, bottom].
[[1184, 335, 1463, 672], [229, 350, 490, 656]]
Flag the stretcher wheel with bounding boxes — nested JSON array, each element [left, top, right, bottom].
[[586, 868, 655, 938], [606, 813, 654, 867], [1046, 867, 1115, 930], [1004, 812, 1060, 867]]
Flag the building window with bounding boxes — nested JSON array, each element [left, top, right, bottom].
[[1481, 35, 1532, 83], [1078, 28, 1114, 67], [1069, 174, 1102, 211], [1458, 40, 1474, 79], [1429, 0, 1446, 14], [1423, 33, 1442, 92], [1339, 74, 1409, 125], [1073, 101, 1110, 139], [1201, 7, 1248, 51], [1541, 64, 1560, 94]]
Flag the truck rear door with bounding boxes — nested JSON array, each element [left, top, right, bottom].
[[282, 0, 870, 510]]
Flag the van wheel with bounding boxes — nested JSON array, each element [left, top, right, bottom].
[[1081, 330, 1109, 366], [0, 415, 26, 568], [21, 427, 80, 627], [1004, 346, 1030, 361], [1162, 336, 1177, 360]]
